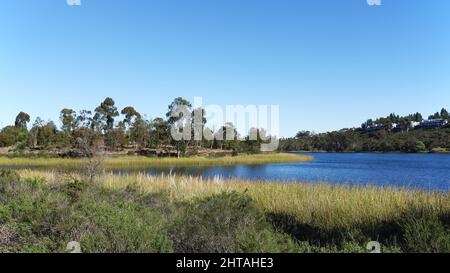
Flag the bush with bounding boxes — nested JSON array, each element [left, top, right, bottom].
[[64, 179, 87, 201], [397, 206, 450, 253], [78, 201, 172, 253], [0, 176, 172, 253], [169, 191, 298, 253], [0, 169, 20, 180]]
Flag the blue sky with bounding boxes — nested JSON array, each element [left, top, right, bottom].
[[1, 0, 449, 137]]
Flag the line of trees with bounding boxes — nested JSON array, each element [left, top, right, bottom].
[[361, 109, 449, 132], [280, 109, 450, 153], [0, 97, 268, 157]]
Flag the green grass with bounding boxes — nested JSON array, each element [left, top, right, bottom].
[[4, 169, 448, 253], [0, 153, 312, 169]]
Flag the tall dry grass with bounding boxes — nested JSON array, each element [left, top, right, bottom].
[[0, 153, 312, 169], [18, 169, 449, 231]]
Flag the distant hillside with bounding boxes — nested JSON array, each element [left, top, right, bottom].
[[280, 109, 450, 153]]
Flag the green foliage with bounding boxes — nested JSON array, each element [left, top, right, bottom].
[[281, 108, 450, 153], [78, 200, 172, 253], [281, 128, 450, 153], [94, 97, 120, 132], [415, 141, 426, 152], [64, 179, 87, 201], [268, 205, 450, 253], [397, 206, 450, 253], [60, 108, 77, 133], [0, 169, 20, 180], [28, 118, 59, 148], [0, 126, 28, 147], [0, 175, 172, 253], [0, 97, 275, 155], [15, 112, 30, 129], [169, 192, 299, 253], [0, 173, 448, 253]]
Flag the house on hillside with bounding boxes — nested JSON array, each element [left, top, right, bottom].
[[410, 121, 421, 128], [366, 124, 384, 132], [419, 119, 448, 128]]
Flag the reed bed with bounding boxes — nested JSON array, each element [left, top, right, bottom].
[[18, 169, 449, 231], [0, 153, 312, 169]]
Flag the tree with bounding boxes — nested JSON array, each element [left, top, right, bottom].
[[121, 106, 143, 147], [121, 106, 141, 127], [412, 112, 423, 122], [76, 110, 93, 128], [29, 118, 57, 148], [192, 107, 207, 148], [429, 112, 441, 120], [415, 141, 426, 152], [440, 108, 449, 120], [73, 129, 105, 182], [242, 127, 263, 153], [214, 123, 238, 150], [149, 117, 170, 148], [94, 97, 119, 132], [60, 108, 77, 133], [388, 113, 400, 123], [15, 112, 30, 128], [130, 117, 150, 149], [295, 131, 311, 138], [362, 119, 374, 129], [104, 127, 127, 151], [0, 126, 16, 147], [166, 97, 192, 124], [0, 126, 26, 147], [166, 97, 192, 157]]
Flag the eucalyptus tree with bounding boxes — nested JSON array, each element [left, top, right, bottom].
[[29, 118, 58, 148], [121, 106, 141, 127], [94, 97, 119, 132], [60, 108, 77, 133], [121, 106, 143, 147], [191, 107, 207, 148], [166, 97, 192, 157], [15, 112, 30, 128], [76, 110, 93, 129], [149, 117, 171, 148]]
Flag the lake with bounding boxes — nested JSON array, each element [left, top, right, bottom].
[[121, 153, 450, 191]]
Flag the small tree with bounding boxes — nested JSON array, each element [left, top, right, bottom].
[[415, 141, 426, 152], [75, 131, 105, 183]]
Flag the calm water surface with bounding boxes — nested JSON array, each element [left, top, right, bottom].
[[2, 153, 449, 191], [120, 153, 450, 191]]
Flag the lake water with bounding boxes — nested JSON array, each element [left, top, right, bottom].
[[124, 153, 450, 191]]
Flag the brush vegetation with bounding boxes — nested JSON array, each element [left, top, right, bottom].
[[0, 153, 312, 169], [1, 169, 449, 253]]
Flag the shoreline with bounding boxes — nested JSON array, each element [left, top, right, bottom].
[[0, 153, 313, 169], [287, 150, 450, 154]]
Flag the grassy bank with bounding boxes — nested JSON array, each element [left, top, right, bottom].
[[0, 153, 312, 169], [1, 169, 448, 253]]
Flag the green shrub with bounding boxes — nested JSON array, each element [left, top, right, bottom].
[[0, 169, 20, 181], [64, 179, 87, 201], [78, 201, 172, 253], [169, 191, 298, 253], [0, 176, 172, 253], [398, 206, 450, 253]]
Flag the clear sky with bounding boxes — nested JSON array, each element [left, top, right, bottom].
[[1, 0, 449, 137]]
